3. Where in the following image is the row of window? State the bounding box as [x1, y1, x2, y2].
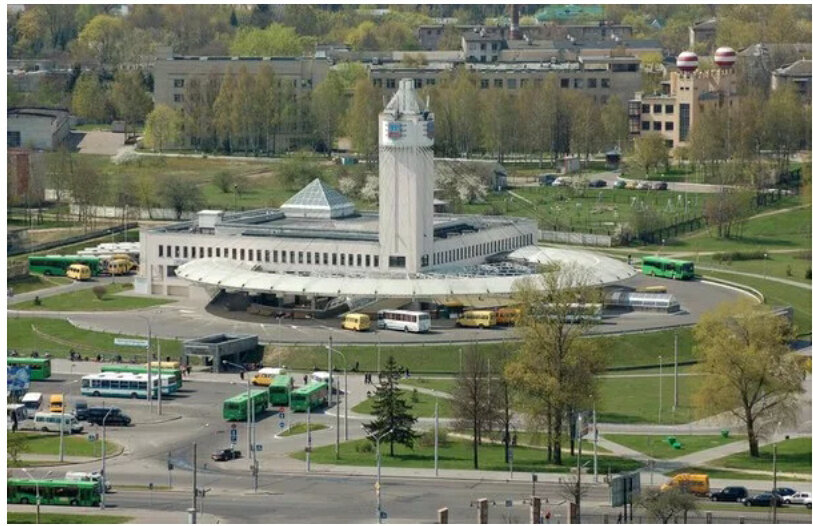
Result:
[376, 77, 611, 91]
[641, 103, 674, 114]
[158, 244, 380, 268]
[560, 78, 611, 89]
[431, 233, 531, 266]
[378, 78, 437, 89]
[641, 121, 674, 131]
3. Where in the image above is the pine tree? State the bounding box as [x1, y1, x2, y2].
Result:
[362, 356, 418, 456]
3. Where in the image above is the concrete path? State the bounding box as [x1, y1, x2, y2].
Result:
[74, 130, 127, 156]
[696, 265, 812, 290]
[8, 276, 131, 305]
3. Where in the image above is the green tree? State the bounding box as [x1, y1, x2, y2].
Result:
[479, 88, 517, 163]
[570, 93, 604, 162]
[73, 14, 125, 67]
[183, 74, 220, 152]
[275, 152, 320, 190]
[254, 65, 278, 154]
[134, 172, 158, 219]
[7, 432, 29, 465]
[601, 95, 630, 152]
[67, 156, 108, 231]
[452, 344, 494, 469]
[505, 266, 606, 464]
[362, 356, 418, 457]
[344, 78, 382, 164]
[634, 133, 669, 176]
[230, 24, 314, 56]
[70, 73, 110, 122]
[689, 105, 726, 181]
[640, 52, 664, 94]
[213, 71, 237, 151]
[716, 5, 812, 50]
[143, 104, 181, 152]
[311, 72, 348, 155]
[159, 178, 203, 220]
[764, 85, 807, 176]
[693, 300, 804, 457]
[437, 26, 462, 51]
[110, 70, 153, 139]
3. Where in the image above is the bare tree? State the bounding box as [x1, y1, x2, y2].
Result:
[452, 343, 493, 469]
[635, 487, 697, 523]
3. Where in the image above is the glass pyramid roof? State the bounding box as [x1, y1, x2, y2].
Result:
[281, 178, 356, 219]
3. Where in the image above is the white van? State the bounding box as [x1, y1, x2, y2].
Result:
[66, 471, 112, 492]
[33, 412, 84, 434]
[311, 371, 339, 390]
[21, 392, 43, 418]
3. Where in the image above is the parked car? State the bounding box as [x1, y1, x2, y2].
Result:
[783, 491, 811, 505]
[774, 488, 796, 498]
[742, 493, 783, 507]
[653, 181, 668, 191]
[613, 180, 627, 189]
[635, 181, 652, 190]
[588, 179, 607, 188]
[78, 407, 131, 426]
[212, 448, 242, 462]
[538, 174, 557, 186]
[552, 177, 571, 187]
[710, 486, 748, 502]
[804, 496, 812, 509]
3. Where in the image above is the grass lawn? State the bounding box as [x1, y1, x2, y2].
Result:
[697, 251, 811, 284]
[352, 389, 454, 418]
[602, 434, 738, 459]
[9, 431, 121, 459]
[402, 378, 457, 394]
[664, 466, 807, 482]
[13, 283, 173, 312]
[7, 317, 184, 360]
[710, 437, 812, 474]
[699, 270, 812, 336]
[291, 437, 642, 474]
[269, 328, 695, 374]
[279, 422, 327, 437]
[8, 276, 72, 295]
[668, 205, 811, 253]
[597, 374, 708, 424]
[8, 513, 132, 524]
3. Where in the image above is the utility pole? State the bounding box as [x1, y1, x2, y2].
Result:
[673, 332, 678, 411]
[192, 442, 197, 519]
[575, 413, 583, 525]
[592, 400, 598, 484]
[328, 336, 333, 407]
[434, 397, 439, 477]
[306, 404, 312, 472]
[772, 444, 778, 524]
[658, 355, 663, 424]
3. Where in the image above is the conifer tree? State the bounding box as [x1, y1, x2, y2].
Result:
[362, 356, 418, 456]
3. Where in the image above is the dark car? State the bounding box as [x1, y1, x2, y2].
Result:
[653, 181, 668, 191]
[538, 174, 557, 186]
[710, 486, 748, 502]
[212, 449, 242, 461]
[79, 407, 131, 426]
[774, 487, 795, 498]
[743, 493, 783, 507]
[613, 180, 627, 189]
[588, 179, 607, 188]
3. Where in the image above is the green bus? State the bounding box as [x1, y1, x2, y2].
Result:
[7, 479, 101, 507]
[7, 357, 51, 380]
[27, 255, 101, 277]
[223, 389, 269, 421]
[641, 256, 695, 280]
[290, 382, 328, 412]
[101, 364, 183, 388]
[268, 375, 294, 406]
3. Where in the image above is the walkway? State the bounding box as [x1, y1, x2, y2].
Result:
[695, 265, 812, 290]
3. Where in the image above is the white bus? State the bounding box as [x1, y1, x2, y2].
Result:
[21, 392, 43, 418]
[80, 372, 174, 399]
[33, 412, 84, 433]
[376, 310, 431, 333]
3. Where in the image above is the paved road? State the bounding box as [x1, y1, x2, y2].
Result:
[8, 274, 747, 345]
[696, 265, 812, 290]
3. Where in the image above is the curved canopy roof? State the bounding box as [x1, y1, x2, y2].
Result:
[175, 246, 636, 298]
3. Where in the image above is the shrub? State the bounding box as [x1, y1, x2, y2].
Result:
[92, 286, 107, 300]
[806, 268, 811, 280]
[214, 171, 234, 193]
[33, 296, 42, 306]
[418, 427, 449, 448]
[786, 264, 793, 277]
[711, 251, 767, 263]
[355, 440, 374, 454]
[411, 388, 419, 404]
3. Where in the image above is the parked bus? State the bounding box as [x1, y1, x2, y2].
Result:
[21, 392, 43, 417]
[27, 256, 101, 277]
[376, 310, 431, 333]
[268, 375, 295, 406]
[80, 372, 173, 399]
[222, 389, 269, 421]
[66, 264, 92, 281]
[7, 479, 101, 507]
[251, 367, 287, 387]
[290, 382, 328, 412]
[641, 256, 695, 280]
[496, 307, 521, 326]
[456, 310, 497, 328]
[7, 357, 51, 380]
[341, 313, 371, 331]
[101, 364, 183, 389]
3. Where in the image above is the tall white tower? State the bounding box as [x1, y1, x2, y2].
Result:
[378, 79, 435, 274]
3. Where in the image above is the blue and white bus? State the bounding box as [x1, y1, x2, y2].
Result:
[80, 372, 176, 399]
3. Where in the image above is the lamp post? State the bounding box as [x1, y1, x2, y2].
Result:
[100, 407, 112, 510]
[763, 253, 768, 280]
[58, 390, 65, 462]
[332, 348, 349, 443]
[137, 314, 153, 414]
[222, 360, 253, 460]
[370, 428, 393, 524]
[327, 336, 334, 407]
[21, 468, 52, 524]
[658, 355, 663, 424]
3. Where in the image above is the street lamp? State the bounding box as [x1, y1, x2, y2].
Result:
[368, 428, 393, 524]
[222, 360, 253, 460]
[223, 360, 260, 493]
[100, 407, 112, 510]
[136, 314, 156, 414]
[21, 468, 52, 524]
[332, 348, 349, 443]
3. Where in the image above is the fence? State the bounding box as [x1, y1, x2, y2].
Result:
[580, 512, 811, 524]
[7, 222, 138, 256]
[539, 230, 614, 247]
[69, 204, 194, 221]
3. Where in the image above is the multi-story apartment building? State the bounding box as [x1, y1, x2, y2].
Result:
[370, 55, 642, 104]
[628, 67, 739, 148]
[152, 49, 330, 152]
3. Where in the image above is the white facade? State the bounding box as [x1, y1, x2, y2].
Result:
[7, 108, 70, 150]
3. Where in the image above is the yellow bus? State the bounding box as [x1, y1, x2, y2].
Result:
[66, 264, 92, 281]
[341, 313, 371, 332]
[636, 285, 667, 293]
[252, 367, 287, 386]
[106, 258, 134, 276]
[456, 310, 497, 328]
[148, 361, 181, 370]
[496, 307, 521, 325]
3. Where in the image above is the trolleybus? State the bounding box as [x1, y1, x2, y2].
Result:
[641, 256, 695, 280]
[268, 374, 294, 406]
[7, 479, 101, 507]
[80, 372, 174, 399]
[101, 364, 182, 389]
[27, 255, 101, 277]
[7, 357, 51, 380]
[222, 389, 269, 421]
[290, 382, 328, 412]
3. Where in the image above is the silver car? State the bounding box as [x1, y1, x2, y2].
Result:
[783, 491, 811, 505]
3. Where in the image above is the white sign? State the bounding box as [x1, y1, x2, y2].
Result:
[114, 338, 149, 348]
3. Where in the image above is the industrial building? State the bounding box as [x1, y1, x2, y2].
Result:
[7, 108, 70, 150]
